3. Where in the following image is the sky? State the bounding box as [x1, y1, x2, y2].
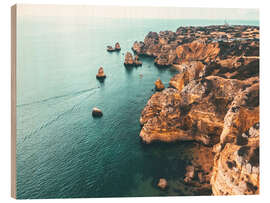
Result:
[17, 4, 259, 21]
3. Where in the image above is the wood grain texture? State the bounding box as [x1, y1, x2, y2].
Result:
[11, 4, 17, 199]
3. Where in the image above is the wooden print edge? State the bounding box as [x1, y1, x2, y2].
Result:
[11, 4, 17, 199]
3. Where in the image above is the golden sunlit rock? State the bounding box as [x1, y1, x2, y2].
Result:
[138, 25, 259, 195]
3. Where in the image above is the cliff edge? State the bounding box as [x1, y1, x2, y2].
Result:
[137, 25, 259, 195]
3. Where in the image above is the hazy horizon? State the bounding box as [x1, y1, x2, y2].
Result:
[17, 4, 259, 21]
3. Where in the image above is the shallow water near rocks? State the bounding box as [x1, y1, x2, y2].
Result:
[16, 16, 258, 199]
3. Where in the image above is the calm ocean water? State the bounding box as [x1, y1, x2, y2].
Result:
[16, 17, 259, 199]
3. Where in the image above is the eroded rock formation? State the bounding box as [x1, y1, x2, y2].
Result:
[132, 25, 259, 67]
[96, 67, 106, 79]
[124, 52, 142, 67]
[157, 178, 168, 190]
[155, 79, 165, 91]
[134, 55, 142, 66]
[115, 42, 121, 50]
[107, 42, 121, 52]
[138, 25, 259, 195]
[211, 83, 259, 195]
[107, 45, 114, 52]
[124, 52, 134, 66]
[92, 107, 103, 117]
[140, 76, 257, 145]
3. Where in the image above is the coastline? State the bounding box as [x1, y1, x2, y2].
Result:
[15, 16, 260, 198]
[134, 24, 259, 195]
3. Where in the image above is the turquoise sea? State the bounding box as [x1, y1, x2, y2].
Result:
[16, 17, 259, 199]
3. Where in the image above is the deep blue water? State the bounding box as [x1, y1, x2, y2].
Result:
[16, 16, 259, 199]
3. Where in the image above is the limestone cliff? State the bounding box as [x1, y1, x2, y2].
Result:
[137, 25, 259, 195]
[211, 83, 259, 195]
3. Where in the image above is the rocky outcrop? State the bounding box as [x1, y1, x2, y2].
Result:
[177, 143, 214, 195]
[155, 79, 165, 91]
[134, 55, 142, 66]
[124, 52, 142, 67]
[96, 67, 106, 79]
[154, 45, 177, 67]
[170, 61, 205, 92]
[92, 107, 103, 117]
[211, 83, 259, 195]
[157, 178, 168, 189]
[107, 46, 114, 52]
[140, 76, 258, 145]
[132, 41, 144, 54]
[138, 25, 259, 195]
[132, 25, 259, 67]
[184, 165, 195, 183]
[175, 40, 220, 63]
[124, 52, 134, 66]
[115, 42, 121, 50]
[107, 42, 121, 52]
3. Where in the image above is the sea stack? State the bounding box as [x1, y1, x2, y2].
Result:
[155, 79, 165, 91]
[92, 107, 103, 117]
[115, 42, 121, 51]
[157, 178, 167, 189]
[124, 52, 134, 66]
[96, 67, 106, 79]
[134, 55, 142, 66]
[124, 52, 142, 67]
[107, 43, 121, 52]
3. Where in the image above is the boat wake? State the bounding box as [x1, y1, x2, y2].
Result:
[17, 87, 98, 108]
[17, 87, 98, 144]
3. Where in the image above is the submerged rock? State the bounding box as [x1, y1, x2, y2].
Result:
[92, 107, 103, 117]
[157, 178, 167, 189]
[107, 45, 114, 52]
